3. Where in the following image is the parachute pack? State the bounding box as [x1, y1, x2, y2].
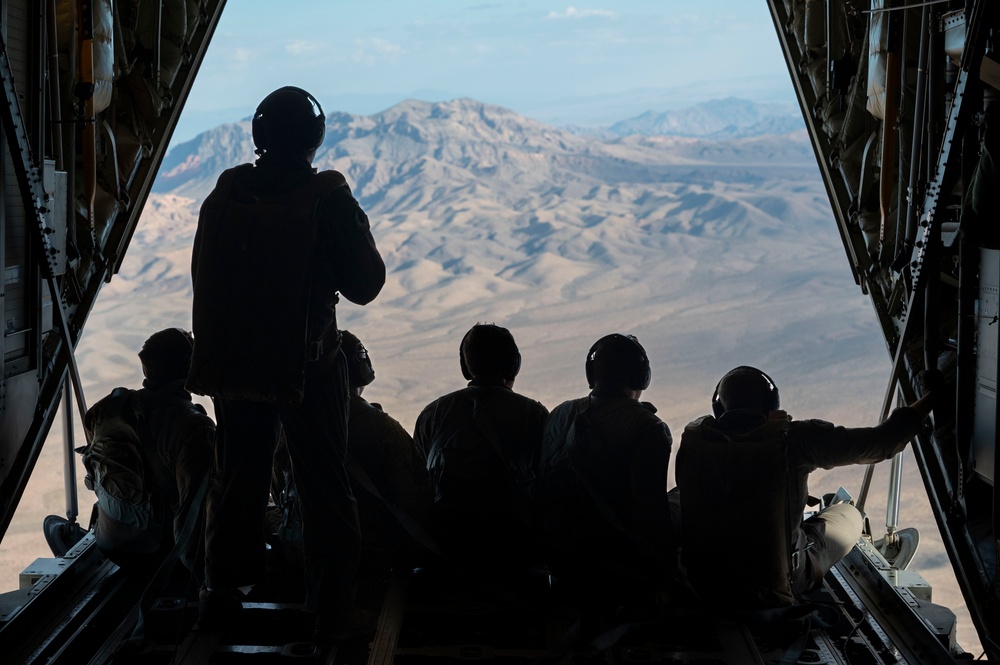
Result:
[80, 388, 164, 562]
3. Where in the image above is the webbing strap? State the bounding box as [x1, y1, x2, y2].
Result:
[345, 458, 445, 559]
[568, 409, 662, 566]
[122, 475, 209, 648]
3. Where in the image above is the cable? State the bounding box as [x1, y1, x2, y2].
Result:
[864, 0, 951, 14]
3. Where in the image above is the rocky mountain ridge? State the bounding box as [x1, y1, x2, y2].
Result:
[138, 96, 860, 432]
[607, 97, 802, 138]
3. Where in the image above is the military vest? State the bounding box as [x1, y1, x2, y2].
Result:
[677, 414, 798, 608]
[188, 165, 343, 403]
[80, 388, 170, 561]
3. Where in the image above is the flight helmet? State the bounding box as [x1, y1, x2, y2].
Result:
[138, 328, 194, 382]
[712, 365, 780, 418]
[459, 323, 521, 382]
[252, 86, 326, 155]
[340, 330, 376, 389]
[585, 333, 651, 391]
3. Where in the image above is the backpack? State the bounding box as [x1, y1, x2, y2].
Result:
[80, 388, 163, 561]
[677, 415, 797, 608]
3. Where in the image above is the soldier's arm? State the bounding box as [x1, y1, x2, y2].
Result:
[796, 406, 926, 469]
[318, 180, 386, 305]
[629, 417, 673, 546]
[381, 416, 433, 524]
[412, 406, 434, 465]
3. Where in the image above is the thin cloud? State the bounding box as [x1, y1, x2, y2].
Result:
[231, 47, 254, 63]
[547, 7, 617, 20]
[364, 37, 403, 55]
[286, 40, 323, 56]
[350, 37, 403, 65]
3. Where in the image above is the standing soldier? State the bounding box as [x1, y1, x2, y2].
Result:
[188, 86, 385, 641]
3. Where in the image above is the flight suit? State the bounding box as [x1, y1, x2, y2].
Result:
[536, 393, 675, 595]
[190, 152, 385, 617]
[677, 406, 924, 609]
[413, 379, 548, 572]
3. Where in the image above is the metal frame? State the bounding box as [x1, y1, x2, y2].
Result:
[765, 0, 999, 658]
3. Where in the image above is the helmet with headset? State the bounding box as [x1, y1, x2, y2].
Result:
[585, 333, 651, 392]
[138, 328, 194, 382]
[459, 323, 522, 383]
[252, 86, 326, 155]
[340, 330, 376, 389]
[711, 366, 780, 418]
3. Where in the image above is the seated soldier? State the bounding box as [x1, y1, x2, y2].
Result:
[536, 333, 676, 602]
[413, 323, 548, 574]
[82, 328, 215, 576]
[676, 366, 934, 610]
[271, 330, 432, 573]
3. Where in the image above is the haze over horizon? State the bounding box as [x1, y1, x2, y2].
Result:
[172, 2, 794, 145]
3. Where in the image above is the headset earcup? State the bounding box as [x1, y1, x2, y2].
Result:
[627, 336, 650, 391]
[635, 364, 651, 392]
[585, 350, 596, 389]
[761, 370, 780, 411]
[251, 114, 267, 151]
[308, 116, 324, 150]
[712, 384, 725, 418]
[509, 350, 522, 382]
[459, 329, 473, 381]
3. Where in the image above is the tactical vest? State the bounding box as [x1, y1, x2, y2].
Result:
[536, 398, 668, 587]
[188, 165, 343, 403]
[676, 415, 798, 608]
[81, 388, 167, 562]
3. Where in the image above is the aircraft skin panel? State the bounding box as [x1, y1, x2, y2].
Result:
[973, 249, 997, 484]
[0, 0, 227, 545]
[765, 0, 1000, 657]
[0, 0, 49, 535]
[765, 0, 867, 292]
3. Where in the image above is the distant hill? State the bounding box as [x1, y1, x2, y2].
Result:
[605, 97, 803, 138]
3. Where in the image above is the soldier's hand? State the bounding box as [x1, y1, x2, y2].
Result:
[911, 369, 944, 417]
[918, 368, 945, 396]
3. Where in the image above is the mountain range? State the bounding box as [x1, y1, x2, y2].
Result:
[136, 96, 858, 428]
[606, 97, 802, 138]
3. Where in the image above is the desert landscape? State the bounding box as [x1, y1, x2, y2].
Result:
[0, 98, 981, 653]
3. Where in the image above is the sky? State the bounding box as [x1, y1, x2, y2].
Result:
[173, 1, 796, 144]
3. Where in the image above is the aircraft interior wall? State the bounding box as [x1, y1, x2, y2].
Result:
[768, 0, 1000, 655]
